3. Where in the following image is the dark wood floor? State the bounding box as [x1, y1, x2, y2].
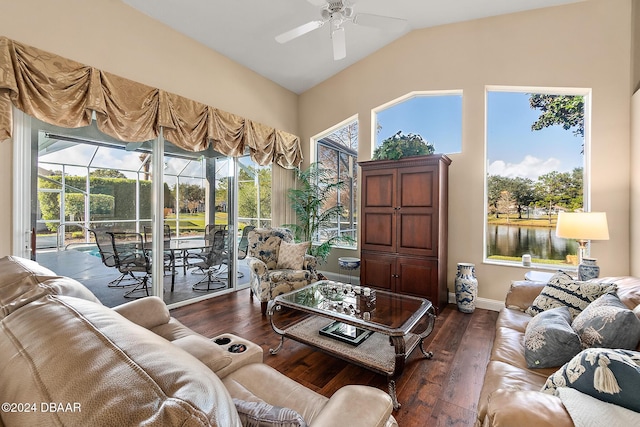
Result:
[171, 289, 499, 427]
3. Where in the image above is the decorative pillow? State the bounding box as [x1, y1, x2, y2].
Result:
[525, 271, 616, 318]
[524, 306, 582, 368]
[276, 241, 310, 270]
[541, 348, 640, 412]
[572, 292, 640, 350]
[233, 398, 307, 427]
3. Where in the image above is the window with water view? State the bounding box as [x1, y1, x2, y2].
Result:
[486, 89, 588, 267]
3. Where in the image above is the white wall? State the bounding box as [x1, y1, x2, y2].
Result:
[300, 0, 633, 302]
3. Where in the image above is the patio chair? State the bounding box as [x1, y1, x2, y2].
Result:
[91, 229, 138, 288]
[185, 229, 228, 292]
[246, 227, 318, 315]
[142, 224, 175, 276]
[110, 231, 152, 298]
[234, 225, 256, 279]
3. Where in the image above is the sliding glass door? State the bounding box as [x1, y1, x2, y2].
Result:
[18, 114, 243, 307]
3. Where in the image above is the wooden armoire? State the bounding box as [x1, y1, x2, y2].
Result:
[359, 154, 451, 313]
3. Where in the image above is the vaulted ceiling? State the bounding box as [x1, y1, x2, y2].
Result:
[122, 0, 584, 94]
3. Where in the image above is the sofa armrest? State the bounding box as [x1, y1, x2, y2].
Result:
[112, 296, 171, 329]
[310, 385, 394, 427]
[171, 335, 233, 373]
[504, 280, 547, 311]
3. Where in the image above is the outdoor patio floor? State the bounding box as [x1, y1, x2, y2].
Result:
[36, 249, 250, 308]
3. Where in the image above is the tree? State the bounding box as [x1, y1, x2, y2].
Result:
[496, 190, 516, 222]
[509, 177, 535, 219]
[487, 175, 512, 218]
[529, 94, 585, 138]
[177, 183, 205, 214]
[90, 169, 126, 179]
[534, 171, 574, 221]
[328, 121, 358, 151]
[487, 176, 534, 219]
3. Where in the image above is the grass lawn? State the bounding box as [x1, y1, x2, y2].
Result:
[487, 215, 556, 228]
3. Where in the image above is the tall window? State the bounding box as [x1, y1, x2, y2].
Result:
[314, 119, 358, 248]
[486, 88, 589, 268]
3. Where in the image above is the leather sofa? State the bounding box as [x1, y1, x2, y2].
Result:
[0, 256, 397, 427]
[476, 275, 640, 427]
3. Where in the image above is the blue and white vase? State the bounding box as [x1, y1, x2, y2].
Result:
[455, 263, 478, 313]
[578, 258, 600, 281]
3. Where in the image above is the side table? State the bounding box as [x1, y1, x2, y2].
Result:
[338, 257, 360, 284]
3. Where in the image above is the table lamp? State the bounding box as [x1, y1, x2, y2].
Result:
[555, 212, 609, 280]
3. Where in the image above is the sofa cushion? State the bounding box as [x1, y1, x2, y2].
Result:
[524, 306, 582, 368]
[276, 241, 310, 270]
[525, 271, 616, 318]
[542, 348, 640, 412]
[0, 295, 241, 427]
[571, 292, 640, 350]
[233, 398, 307, 427]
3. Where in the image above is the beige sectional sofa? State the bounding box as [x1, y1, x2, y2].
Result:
[0, 256, 397, 427]
[476, 275, 640, 427]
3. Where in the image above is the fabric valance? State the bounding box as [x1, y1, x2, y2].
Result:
[0, 36, 302, 168]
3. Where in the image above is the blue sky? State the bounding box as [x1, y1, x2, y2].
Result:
[486, 91, 584, 181]
[376, 95, 462, 154]
[375, 91, 584, 181]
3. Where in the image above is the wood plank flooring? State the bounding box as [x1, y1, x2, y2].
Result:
[171, 289, 499, 427]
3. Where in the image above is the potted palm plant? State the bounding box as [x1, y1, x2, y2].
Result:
[284, 162, 353, 263]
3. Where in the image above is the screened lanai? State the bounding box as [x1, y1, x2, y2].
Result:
[33, 118, 272, 307]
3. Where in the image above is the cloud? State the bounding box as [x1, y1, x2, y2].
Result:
[488, 155, 562, 180]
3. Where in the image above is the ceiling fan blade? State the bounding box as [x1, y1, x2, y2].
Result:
[332, 26, 346, 61]
[275, 20, 325, 44]
[306, 0, 327, 6]
[353, 13, 408, 32]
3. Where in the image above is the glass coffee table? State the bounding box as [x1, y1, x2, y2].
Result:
[267, 280, 436, 409]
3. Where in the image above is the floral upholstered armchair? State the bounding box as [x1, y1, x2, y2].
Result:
[246, 227, 318, 315]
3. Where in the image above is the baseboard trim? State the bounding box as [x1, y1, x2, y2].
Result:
[448, 292, 504, 312]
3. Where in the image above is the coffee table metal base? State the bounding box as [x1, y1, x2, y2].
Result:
[268, 312, 434, 409]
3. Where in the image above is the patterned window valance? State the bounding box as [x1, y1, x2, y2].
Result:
[0, 37, 302, 168]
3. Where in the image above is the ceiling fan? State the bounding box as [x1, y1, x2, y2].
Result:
[275, 0, 408, 61]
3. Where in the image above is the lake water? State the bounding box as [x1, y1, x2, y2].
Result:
[486, 224, 577, 261]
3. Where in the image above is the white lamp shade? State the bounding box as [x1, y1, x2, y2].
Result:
[555, 212, 610, 241]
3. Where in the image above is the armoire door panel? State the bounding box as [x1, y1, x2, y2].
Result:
[362, 212, 394, 249]
[398, 212, 436, 256]
[363, 173, 395, 208]
[360, 253, 393, 290]
[399, 169, 434, 208]
[396, 258, 438, 300]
